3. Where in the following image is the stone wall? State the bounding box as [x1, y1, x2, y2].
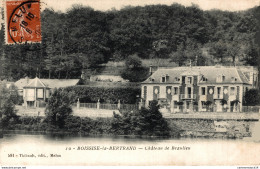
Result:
[167, 119, 255, 138]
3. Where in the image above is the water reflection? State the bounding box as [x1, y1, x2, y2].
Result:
[1, 132, 260, 166]
[1, 120, 260, 165]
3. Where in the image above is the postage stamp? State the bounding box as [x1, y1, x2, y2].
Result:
[4, 0, 42, 44]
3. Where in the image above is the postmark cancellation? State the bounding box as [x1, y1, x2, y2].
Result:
[3, 0, 42, 44]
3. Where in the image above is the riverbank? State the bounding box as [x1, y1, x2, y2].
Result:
[2, 115, 258, 139]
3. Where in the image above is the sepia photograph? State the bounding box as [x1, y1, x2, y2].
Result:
[0, 0, 260, 167]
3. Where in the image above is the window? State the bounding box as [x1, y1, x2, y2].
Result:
[217, 75, 225, 82]
[201, 87, 206, 95]
[174, 101, 178, 108]
[161, 75, 169, 83]
[217, 87, 221, 95]
[201, 76, 207, 82]
[174, 87, 178, 95]
[201, 101, 206, 109]
[162, 77, 166, 82]
[254, 76, 258, 86]
[231, 77, 237, 82]
[143, 86, 147, 100]
[222, 75, 225, 81]
[208, 88, 214, 95]
[230, 87, 235, 95]
[166, 74, 169, 82]
[46, 90, 50, 98]
[37, 89, 43, 98]
[187, 77, 192, 84]
[182, 76, 185, 83]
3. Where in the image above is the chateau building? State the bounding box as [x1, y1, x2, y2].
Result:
[141, 66, 258, 113]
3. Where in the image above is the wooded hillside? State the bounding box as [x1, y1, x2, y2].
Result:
[0, 4, 259, 80]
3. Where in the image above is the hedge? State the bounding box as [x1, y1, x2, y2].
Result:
[64, 86, 141, 104]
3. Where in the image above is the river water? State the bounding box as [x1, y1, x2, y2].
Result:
[1, 122, 260, 166]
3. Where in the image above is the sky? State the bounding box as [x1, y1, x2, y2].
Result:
[0, 0, 259, 23]
[39, 0, 260, 12]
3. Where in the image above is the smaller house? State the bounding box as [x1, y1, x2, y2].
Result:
[15, 77, 80, 108]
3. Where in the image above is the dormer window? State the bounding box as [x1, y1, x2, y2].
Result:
[175, 77, 180, 82]
[201, 76, 207, 82]
[149, 77, 154, 82]
[162, 76, 166, 82]
[186, 76, 192, 84]
[161, 74, 169, 83]
[217, 74, 225, 83]
[217, 75, 221, 82]
[166, 74, 169, 81]
[231, 77, 237, 82]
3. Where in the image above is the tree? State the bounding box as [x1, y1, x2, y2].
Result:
[243, 89, 260, 106]
[226, 44, 240, 65]
[121, 54, 149, 82]
[243, 43, 259, 66]
[0, 83, 18, 129]
[170, 46, 187, 66]
[0, 4, 258, 80]
[45, 88, 76, 128]
[209, 41, 228, 63]
[8, 83, 22, 105]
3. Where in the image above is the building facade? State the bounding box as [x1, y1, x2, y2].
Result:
[141, 66, 258, 113]
[15, 77, 80, 108]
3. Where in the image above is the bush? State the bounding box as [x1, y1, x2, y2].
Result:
[111, 111, 136, 135]
[244, 89, 260, 106]
[111, 100, 171, 137]
[64, 115, 81, 132]
[90, 118, 112, 135]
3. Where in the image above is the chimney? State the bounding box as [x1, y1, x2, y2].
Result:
[149, 65, 153, 75]
[25, 76, 29, 84]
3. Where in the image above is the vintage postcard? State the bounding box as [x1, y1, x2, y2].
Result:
[0, 0, 260, 167]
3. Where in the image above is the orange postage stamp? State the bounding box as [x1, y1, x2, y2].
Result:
[4, 0, 41, 44]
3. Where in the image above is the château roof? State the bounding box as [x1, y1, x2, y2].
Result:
[142, 66, 252, 85]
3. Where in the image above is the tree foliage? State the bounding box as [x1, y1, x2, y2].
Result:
[111, 100, 171, 136]
[243, 89, 260, 106]
[45, 88, 76, 128]
[0, 4, 259, 80]
[0, 83, 18, 128]
[121, 54, 150, 82]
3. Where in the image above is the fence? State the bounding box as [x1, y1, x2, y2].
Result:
[242, 106, 260, 113]
[166, 105, 260, 113]
[73, 102, 139, 111]
[99, 104, 118, 110]
[79, 103, 98, 109]
[73, 104, 260, 113]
